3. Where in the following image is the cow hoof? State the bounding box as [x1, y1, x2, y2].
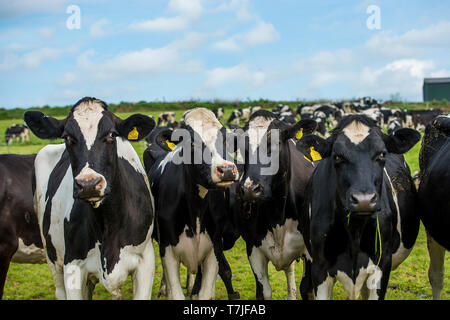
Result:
[228, 292, 240, 300]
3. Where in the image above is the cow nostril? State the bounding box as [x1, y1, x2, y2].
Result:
[350, 194, 358, 205]
[217, 166, 224, 175]
[252, 184, 262, 194]
[370, 193, 377, 204]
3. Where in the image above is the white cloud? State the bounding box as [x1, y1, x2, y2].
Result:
[204, 63, 266, 89]
[130, 0, 203, 31]
[90, 19, 109, 37]
[365, 21, 450, 57]
[213, 21, 279, 51]
[242, 21, 279, 46]
[0, 46, 76, 71]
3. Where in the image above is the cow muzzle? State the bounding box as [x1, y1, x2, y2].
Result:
[213, 163, 238, 187]
[74, 175, 107, 207]
[349, 192, 378, 215]
[241, 182, 263, 203]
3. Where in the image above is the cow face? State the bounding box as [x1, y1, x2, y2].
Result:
[157, 108, 239, 188]
[24, 97, 155, 208]
[298, 115, 420, 216]
[239, 110, 316, 203]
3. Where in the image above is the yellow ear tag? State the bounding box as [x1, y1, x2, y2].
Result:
[310, 146, 322, 161]
[128, 126, 139, 140]
[166, 140, 176, 150]
[295, 128, 303, 140]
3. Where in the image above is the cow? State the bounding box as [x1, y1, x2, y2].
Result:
[227, 106, 262, 125]
[212, 107, 225, 123]
[297, 114, 421, 300]
[5, 124, 30, 145]
[143, 108, 240, 300]
[0, 154, 45, 299]
[24, 97, 157, 300]
[157, 112, 177, 127]
[409, 109, 442, 131]
[417, 114, 450, 300]
[387, 118, 402, 135]
[234, 110, 317, 300]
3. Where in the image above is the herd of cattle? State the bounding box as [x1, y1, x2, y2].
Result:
[0, 96, 448, 300]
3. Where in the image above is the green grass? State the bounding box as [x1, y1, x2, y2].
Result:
[1, 109, 449, 300]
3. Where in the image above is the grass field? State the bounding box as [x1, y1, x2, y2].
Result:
[0, 108, 448, 300]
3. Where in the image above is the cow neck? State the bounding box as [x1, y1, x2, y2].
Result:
[183, 165, 209, 228]
[91, 161, 133, 237]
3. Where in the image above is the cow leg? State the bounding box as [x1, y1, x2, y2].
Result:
[48, 262, 66, 300]
[198, 250, 219, 300]
[315, 275, 335, 300]
[161, 246, 184, 300]
[427, 233, 446, 300]
[248, 247, 271, 300]
[157, 272, 167, 298]
[217, 251, 240, 300]
[186, 272, 195, 296]
[284, 262, 297, 300]
[300, 257, 315, 300]
[190, 267, 202, 299]
[132, 241, 155, 300]
[0, 240, 17, 299]
[86, 279, 97, 300]
[63, 262, 89, 300]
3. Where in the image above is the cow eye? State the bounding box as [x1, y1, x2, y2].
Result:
[376, 151, 386, 162]
[106, 131, 118, 142]
[333, 154, 346, 163]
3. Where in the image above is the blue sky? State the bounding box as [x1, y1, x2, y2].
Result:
[1, 0, 449, 108]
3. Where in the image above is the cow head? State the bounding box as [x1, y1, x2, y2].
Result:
[419, 115, 450, 172]
[24, 97, 155, 208]
[156, 108, 239, 189]
[298, 114, 420, 216]
[239, 110, 316, 203]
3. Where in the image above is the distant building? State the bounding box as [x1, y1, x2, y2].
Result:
[423, 77, 450, 101]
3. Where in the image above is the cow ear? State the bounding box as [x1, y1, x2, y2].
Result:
[154, 128, 177, 152]
[118, 114, 155, 141]
[432, 116, 450, 135]
[383, 128, 421, 154]
[281, 119, 317, 141]
[296, 134, 331, 161]
[24, 111, 65, 139]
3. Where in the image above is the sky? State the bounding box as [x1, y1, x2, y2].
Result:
[0, 0, 449, 109]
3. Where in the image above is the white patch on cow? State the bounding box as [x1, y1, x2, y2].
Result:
[11, 238, 46, 264]
[383, 167, 412, 269]
[72, 99, 104, 150]
[336, 260, 382, 300]
[243, 177, 254, 188]
[103, 226, 155, 299]
[343, 120, 370, 145]
[184, 108, 235, 183]
[248, 115, 273, 153]
[162, 217, 217, 299]
[316, 274, 335, 300]
[197, 184, 208, 199]
[158, 147, 181, 174]
[256, 218, 306, 271]
[117, 137, 152, 199]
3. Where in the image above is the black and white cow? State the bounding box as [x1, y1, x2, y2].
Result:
[144, 108, 240, 300]
[234, 110, 317, 300]
[418, 115, 450, 299]
[0, 154, 45, 299]
[5, 124, 30, 145]
[297, 114, 421, 300]
[408, 109, 442, 131]
[157, 112, 176, 127]
[227, 106, 262, 125]
[212, 107, 225, 123]
[387, 118, 402, 135]
[24, 97, 157, 300]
